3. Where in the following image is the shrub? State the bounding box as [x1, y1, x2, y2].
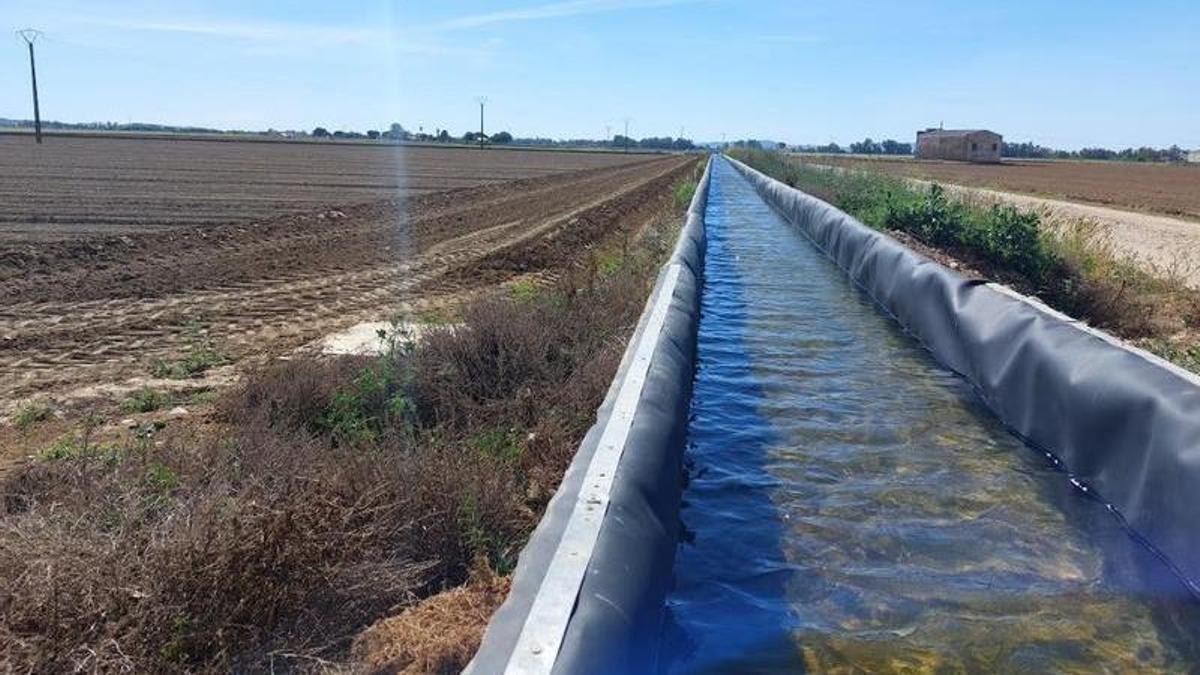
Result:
[978, 205, 1053, 283]
[885, 183, 964, 248]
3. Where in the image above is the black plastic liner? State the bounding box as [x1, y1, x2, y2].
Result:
[727, 155, 1200, 596]
[468, 157, 711, 674]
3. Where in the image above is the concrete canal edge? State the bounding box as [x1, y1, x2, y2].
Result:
[468, 156, 712, 674]
[727, 153, 1200, 597]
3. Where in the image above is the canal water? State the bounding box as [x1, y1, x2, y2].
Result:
[660, 157, 1200, 673]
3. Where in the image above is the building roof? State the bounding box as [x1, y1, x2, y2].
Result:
[917, 128, 1001, 138]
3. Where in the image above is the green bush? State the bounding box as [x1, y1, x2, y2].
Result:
[979, 205, 1052, 283]
[885, 183, 964, 248]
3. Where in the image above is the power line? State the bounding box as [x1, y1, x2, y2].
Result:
[16, 29, 44, 144]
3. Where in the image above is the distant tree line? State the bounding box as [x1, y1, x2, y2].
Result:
[733, 135, 1191, 164]
[788, 138, 913, 155]
[792, 136, 1190, 163]
[0, 118, 691, 151]
[1002, 141, 1188, 163]
[308, 124, 693, 150]
[0, 117, 228, 134]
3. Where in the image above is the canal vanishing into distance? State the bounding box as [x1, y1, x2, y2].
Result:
[659, 158, 1200, 673]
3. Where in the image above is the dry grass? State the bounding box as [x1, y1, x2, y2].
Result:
[353, 556, 511, 674]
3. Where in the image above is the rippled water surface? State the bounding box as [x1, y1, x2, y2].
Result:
[660, 158, 1200, 673]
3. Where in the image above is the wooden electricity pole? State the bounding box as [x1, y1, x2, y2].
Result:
[17, 29, 44, 144]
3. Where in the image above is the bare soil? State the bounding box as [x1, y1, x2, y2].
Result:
[808, 155, 1200, 221]
[0, 134, 652, 241]
[0, 145, 695, 409]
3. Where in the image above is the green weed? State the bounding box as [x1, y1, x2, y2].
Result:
[12, 401, 53, 431]
[145, 462, 180, 492]
[597, 250, 626, 278]
[320, 353, 415, 448]
[122, 388, 175, 414]
[673, 179, 698, 208]
[35, 435, 125, 464]
[36, 437, 86, 462]
[508, 278, 540, 302]
[150, 324, 230, 379]
[188, 389, 219, 406]
[150, 344, 229, 379]
[472, 429, 522, 461]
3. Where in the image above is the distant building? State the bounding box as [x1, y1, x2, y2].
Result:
[915, 129, 1003, 163]
[1188, 150, 1200, 163]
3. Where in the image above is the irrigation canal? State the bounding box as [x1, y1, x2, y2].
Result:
[658, 157, 1200, 672]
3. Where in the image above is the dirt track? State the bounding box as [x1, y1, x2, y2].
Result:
[0, 153, 696, 404]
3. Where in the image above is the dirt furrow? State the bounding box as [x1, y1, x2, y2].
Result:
[1, 156, 695, 402]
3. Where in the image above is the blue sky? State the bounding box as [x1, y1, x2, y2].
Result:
[2, 0, 1197, 149]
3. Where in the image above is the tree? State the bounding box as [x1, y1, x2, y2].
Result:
[850, 137, 882, 154]
[366, 130, 380, 140]
[437, 130, 450, 142]
[312, 127, 330, 138]
[386, 122, 410, 141]
[638, 136, 676, 150]
[880, 139, 912, 155]
[491, 131, 513, 144]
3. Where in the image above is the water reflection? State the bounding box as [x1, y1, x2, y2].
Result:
[661, 158, 1200, 673]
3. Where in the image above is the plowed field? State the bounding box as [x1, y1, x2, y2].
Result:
[0, 135, 696, 404]
[0, 134, 654, 240]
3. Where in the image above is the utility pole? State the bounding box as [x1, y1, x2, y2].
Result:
[623, 118, 631, 153]
[17, 29, 44, 144]
[476, 96, 487, 149]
